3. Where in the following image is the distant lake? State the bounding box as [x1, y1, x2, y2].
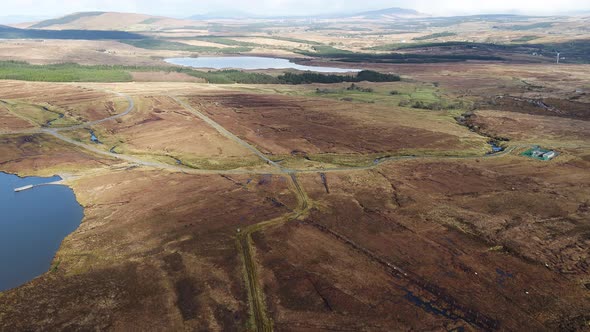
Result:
[165, 56, 361, 73]
[0, 172, 83, 292]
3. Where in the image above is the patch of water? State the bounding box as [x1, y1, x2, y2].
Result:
[165, 56, 361, 73]
[89, 130, 102, 144]
[0, 172, 83, 291]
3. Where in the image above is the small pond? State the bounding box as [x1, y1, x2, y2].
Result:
[0, 172, 84, 291]
[165, 56, 361, 73]
[488, 141, 505, 154]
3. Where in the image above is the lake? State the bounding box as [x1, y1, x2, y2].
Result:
[165, 56, 361, 73]
[0, 172, 84, 291]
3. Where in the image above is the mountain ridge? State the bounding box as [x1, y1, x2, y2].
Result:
[351, 7, 427, 19]
[26, 7, 429, 29]
[22, 11, 197, 31]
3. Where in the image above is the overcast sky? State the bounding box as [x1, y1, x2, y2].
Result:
[2, 0, 589, 18]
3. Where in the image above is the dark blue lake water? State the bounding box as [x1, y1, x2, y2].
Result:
[0, 172, 83, 292]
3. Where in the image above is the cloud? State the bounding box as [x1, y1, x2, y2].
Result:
[3, 0, 590, 17]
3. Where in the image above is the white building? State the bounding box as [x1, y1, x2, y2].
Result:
[543, 151, 556, 160]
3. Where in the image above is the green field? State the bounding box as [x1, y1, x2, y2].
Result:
[0, 61, 132, 82]
[307, 82, 466, 111]
[413, 32, 457, 41]
[511, 35, 540, 43]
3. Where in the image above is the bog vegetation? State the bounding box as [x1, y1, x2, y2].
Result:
[299, 48, 504, 63]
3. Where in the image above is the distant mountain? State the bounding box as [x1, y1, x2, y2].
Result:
[24, 12, 198, 31]
[348, 7, 428, 19]
[186, 7, 428, 20]
[189, 10, 256, 20]
[30, 12, 105, 28]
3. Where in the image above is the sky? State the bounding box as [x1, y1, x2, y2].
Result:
[1, 0, 589, 19]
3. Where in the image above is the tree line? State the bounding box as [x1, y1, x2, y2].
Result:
[277, 70, 401, 84]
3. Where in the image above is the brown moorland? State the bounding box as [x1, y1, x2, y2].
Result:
[61, 94, 264, 169]
[0, 29, 589, 331]
[254, 156, 590, 331]
[186, 93, 486, 158]
[0, 81, 128, 124]
[0, 165, 298, 330]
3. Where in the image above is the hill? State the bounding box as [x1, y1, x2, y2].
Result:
[186, 7, 429, 20]
[30, 12, 106, 28]
[24, 12, 198, 31]
[189, 10, 255, 20]
[24, 8, 430, 31]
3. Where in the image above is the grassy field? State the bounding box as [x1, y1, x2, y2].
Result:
[301, 81, 463, 111]
[0, 61, 133, 82]
[413, 32, 457, 40]
[511, 35, 540, 43]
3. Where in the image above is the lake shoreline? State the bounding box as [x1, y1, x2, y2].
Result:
[165, 56, 362, 73]
[0, 171, 84, 292]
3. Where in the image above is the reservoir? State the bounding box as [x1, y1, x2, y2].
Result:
[165, 56, 361, 73]
[0, 172, 84, 292]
